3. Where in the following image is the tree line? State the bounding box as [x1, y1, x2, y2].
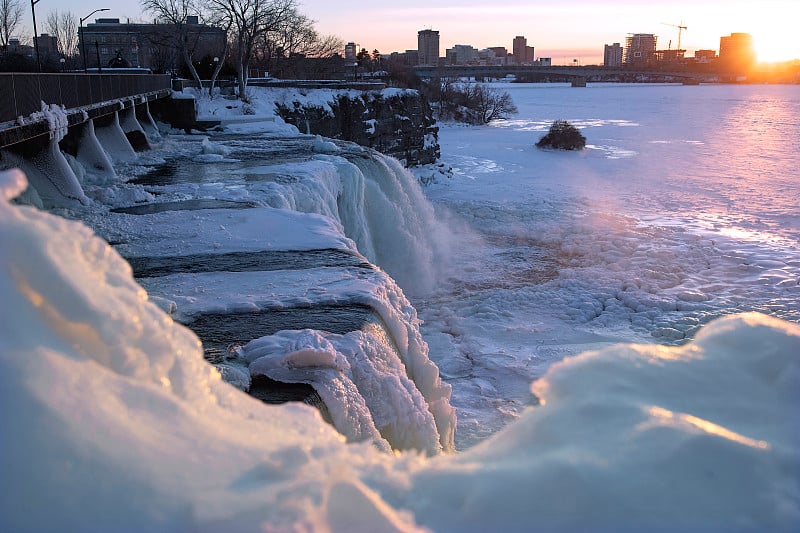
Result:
[0, 0, 343, 101]
[3, 0, 517, 120]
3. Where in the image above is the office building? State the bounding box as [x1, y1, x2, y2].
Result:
[417, 29, 439, 66]
[719, 33, 755, 74]
[693, 49, 716, 64]
[446, 44, 478, 65]
[344, 42, 357, 64]
[79, 17, 225, 71]
[512, 35, 534, 64]
[484, 47, 508, 65]
[34, 34, 59, 59]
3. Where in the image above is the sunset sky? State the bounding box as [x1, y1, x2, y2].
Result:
[34, 0, 800, 65]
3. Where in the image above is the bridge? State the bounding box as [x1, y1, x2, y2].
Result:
[0, 72, 171, 208]
[412, 65, 709, 84]
[0, 73, 171, 148]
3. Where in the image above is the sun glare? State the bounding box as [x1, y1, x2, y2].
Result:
[753, 34, 798, 63]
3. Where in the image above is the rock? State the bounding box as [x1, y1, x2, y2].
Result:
[275, 90, 440, 166]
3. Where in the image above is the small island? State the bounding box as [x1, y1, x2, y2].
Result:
[536, 120, 587, 150]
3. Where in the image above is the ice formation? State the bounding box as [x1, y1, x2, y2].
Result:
[2, 168, 798, 532]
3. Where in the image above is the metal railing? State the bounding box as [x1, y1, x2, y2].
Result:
[0, 73, 171, 124]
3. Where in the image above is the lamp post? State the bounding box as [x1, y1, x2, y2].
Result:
[80, 8, 110, 73]
[30, 0, 41, 72]
[210, 56, 219, 97]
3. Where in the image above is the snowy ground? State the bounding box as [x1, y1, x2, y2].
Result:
[1, 84, 798, 531]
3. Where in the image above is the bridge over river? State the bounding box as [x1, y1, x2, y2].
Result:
[412, 65, 710, 85]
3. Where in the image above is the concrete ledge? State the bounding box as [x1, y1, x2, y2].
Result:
[0, 89, 170, 149]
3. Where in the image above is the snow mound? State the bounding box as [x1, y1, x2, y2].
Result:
[200, 136, 232, 158]
[0, 169, 421, 531]
[313, 135, 341, 153]
[409, 312, 800, 532]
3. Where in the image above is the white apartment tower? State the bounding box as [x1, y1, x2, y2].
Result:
[604, 43, 623, 67]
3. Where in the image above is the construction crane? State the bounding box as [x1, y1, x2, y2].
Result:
[661, 21, 688, 50]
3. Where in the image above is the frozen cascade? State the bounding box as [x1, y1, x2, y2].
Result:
[286, 150, 458, 449]
[243, 327, 443, 455]
[85, 147, 458, 452]
[238, 148, 454, 297]
[329, 151, 452, 297]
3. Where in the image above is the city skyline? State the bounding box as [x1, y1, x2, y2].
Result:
[306, 0, 796, 65]
[20, 0, 800, 65]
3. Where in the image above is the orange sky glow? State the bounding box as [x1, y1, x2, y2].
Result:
[297, 0, 799, 65]
[44, 1, 799, 65]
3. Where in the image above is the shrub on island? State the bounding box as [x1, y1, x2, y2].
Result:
[536, 120, 586, 150]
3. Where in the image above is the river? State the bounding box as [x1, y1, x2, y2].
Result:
[418, 82, 800, 449]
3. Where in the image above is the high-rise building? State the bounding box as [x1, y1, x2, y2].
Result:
[487, 46, 508, 58]
[34, 34, 59, 59]
[512, 36, 534, 64]
[344, 42, 357, 64]
[418, 29, 440, 66]
[604, 42, 623, 67]
[446, 44, 478, 65]
[487, 47, 508, 65]
[719, 33, 755, 74]
[624, 34, 657, 67]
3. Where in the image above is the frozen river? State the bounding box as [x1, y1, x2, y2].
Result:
[419, 82, 800, 448]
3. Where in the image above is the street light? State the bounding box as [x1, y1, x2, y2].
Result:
[80, 8, 110, 73]
[30, 0, 42, 72]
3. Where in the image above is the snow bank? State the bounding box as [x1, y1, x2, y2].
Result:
[0, 169, 425, 532]
[409, 311, 800, 531]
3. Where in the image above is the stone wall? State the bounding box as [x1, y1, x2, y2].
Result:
[275, 90, 439, 166]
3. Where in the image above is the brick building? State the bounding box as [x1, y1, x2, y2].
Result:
[79, 17, 226, 73]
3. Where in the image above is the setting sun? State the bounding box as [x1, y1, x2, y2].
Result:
[753, 34, 798, 63]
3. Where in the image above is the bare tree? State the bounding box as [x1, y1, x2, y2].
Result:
[468, 84, 518, 123]
[45, 11, 78, 57]
[0, 0, 23, 51]
[207, 15, 231, 98]
[210, 0, 296, 100]
[255, 10, 342, 78]
[433, 81, 518, 124]
[140, 0, 205, 86]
